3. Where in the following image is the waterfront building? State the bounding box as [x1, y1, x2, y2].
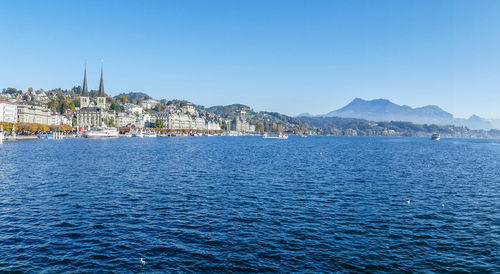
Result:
[49, 113, 72, 126]
[207, 120, 221, 131]
[230, 117, 254, 133]
[76, 65, 115, 128]
[17, 103, 50, 124]
[116, 112, 137, 127]
[137, 113, 153, 128]
[0, 99, 18, 123]
[155, 109, 221, 131]
[231, 117, 242, 132]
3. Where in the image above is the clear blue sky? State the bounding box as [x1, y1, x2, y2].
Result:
[1, 0, 499, 118]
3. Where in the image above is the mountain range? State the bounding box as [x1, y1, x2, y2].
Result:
[300, 98, 496, 130]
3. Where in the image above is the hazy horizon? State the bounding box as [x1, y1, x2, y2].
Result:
[1, 0, 500, 118]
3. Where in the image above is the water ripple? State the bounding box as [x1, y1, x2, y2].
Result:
[0, 136, 499, 272]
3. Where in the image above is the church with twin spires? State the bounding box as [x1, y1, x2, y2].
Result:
[76, 64, 115, 128]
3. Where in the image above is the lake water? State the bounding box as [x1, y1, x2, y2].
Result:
[0, 136, 499, 272]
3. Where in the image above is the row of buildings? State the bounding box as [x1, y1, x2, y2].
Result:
[0, 98, 72, 126]
[1, 65, 259, 133]
[74, 66, 221, 131]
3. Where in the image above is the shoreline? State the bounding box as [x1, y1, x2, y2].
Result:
[1, 134, 499, 143]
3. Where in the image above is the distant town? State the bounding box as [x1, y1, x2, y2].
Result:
[1, 65, 500, 140]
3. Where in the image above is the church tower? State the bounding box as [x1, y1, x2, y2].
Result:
[96, 63, 106, 109]
[80, 64, 90, 108]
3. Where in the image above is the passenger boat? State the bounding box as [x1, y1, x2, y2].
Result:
[431, 133, 440, 140]
[83, 127, 119, 138]
[263, 133, 288, 139]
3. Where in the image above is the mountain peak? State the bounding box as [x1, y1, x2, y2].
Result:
[325, 98, 454, 125]
[323, 98, 495, 129]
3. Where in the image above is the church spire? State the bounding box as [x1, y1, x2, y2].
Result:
[81, 63, 88, 96]
[98, 61, 105, 97]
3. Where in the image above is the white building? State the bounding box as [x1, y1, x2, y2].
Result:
[17, 104, 51, 124]
[33, 91, 49, 104]
[49, 113, 72, 126]
[137, 113, 153, 128]
[207, 120, 221, 131]
[155, 110, 221, 131]
[141, 99, 160, 110]
[0, 99, 18, 123]
[116, 112, 138, 127]
[123, 103, 143, 114]
[181, 104, 196, 115]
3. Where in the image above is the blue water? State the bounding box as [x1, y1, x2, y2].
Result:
[0, 136, 499, 272]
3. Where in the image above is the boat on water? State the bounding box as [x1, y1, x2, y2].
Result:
[143, 130, 157, 138]
[83, 127, 119, 138]
[263, 133, 288, 139]
[431, 133, 440, 140]
[130, 129, 143, 138]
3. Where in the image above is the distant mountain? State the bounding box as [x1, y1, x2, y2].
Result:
[324, 98, 494, 130]
[488, 118, 500, 130]
[454, 115, 496, 130]
[325, 98, 454, 125]
[296, 113, 314, 117]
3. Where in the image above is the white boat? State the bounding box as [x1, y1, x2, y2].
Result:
[130, 129, 144, 138]
[431, 133, 440, 140]
[83, 127, 119, 138]
[263, 133, 288, 139]
[143, 130, 157, 138]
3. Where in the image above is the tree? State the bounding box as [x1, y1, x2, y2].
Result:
[110, 102, 124, 112]
[108, 117, 116, 127]
[155, 119, 165, 128]
[2, 87, 22, 95]
[256, 122, 264, 132]
[153, 104, 166, 112]
[58, 100, 67, 114]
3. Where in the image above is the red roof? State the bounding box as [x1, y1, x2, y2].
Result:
[0, 98, 14, 104]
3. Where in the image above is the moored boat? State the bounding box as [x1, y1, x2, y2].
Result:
[83, 127, 119, 138]
[130, 129, 143, 138]
[143, 130, 157, 138]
